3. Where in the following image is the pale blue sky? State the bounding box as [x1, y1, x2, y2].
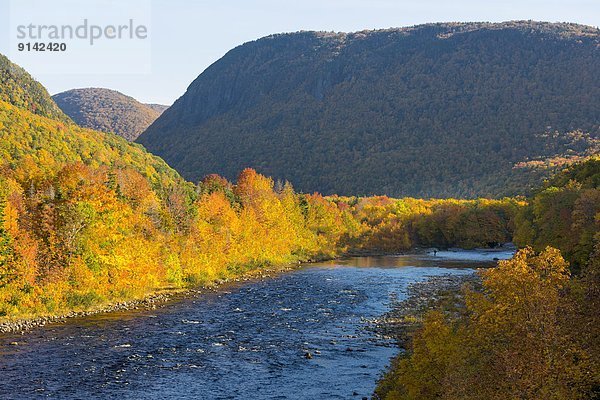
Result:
[1, 0, 599, 104]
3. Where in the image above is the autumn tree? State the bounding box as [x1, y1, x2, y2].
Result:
[377, 247, 595, 400]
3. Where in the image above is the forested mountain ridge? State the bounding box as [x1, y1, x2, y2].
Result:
[53, 88, 168, 141]
[138, 21, 600, 198]
[0, 54, 70, 123]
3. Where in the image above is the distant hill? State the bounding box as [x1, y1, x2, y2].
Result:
[145, 103, 169, 114]
[53, 88, 168, 141]
[138, 21, 600, 198]
[0, 53, 70, 123]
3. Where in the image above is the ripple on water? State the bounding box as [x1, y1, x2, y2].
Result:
[0, 253, 502, 399]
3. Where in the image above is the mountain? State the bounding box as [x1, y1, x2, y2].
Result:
[0, 54, 70, 123]
[138, 21, 600, 198]
[53, 88, 168, 141]
[145, 103, 169, 114]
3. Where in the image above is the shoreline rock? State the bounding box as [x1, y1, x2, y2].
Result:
[0, 291, 174, 334]
[372, 273, 481, 344]
[0, 263, 300, 335]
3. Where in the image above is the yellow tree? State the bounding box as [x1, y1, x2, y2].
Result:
[378, 247, 592, 400]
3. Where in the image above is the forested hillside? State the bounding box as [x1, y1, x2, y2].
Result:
[0, 54, 70, 123]
[0, 98, 344, 318]
[53, 88, 168, 141]
[139, 21, 599, 198]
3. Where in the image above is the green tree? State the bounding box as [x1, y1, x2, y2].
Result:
[0, 180, 15, 287]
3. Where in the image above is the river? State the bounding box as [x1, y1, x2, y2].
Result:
[0, 250, 513, 399]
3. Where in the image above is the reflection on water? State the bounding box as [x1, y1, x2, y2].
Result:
[323, 249, 514, 269]
[0, 251, 510, 400]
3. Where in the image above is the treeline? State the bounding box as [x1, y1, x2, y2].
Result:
[0, 171, 521, 318]
[375, 157, 600, 400]
[335, 196, 522, 252]
[514, 157, 600, 270]
[0, 164, 348, 317]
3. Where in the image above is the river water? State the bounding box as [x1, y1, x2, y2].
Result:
[0, 250, 513, 399]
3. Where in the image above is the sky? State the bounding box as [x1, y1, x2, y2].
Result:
[0, 0, 599, 105]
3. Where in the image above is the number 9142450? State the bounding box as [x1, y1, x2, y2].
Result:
[18, 42, 67, 52]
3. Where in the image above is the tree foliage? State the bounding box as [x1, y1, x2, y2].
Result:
[377, 158, 600, 400]
[376, 247, 599, 400]
[514, 156, 600, 269]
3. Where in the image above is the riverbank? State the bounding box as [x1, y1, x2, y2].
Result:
[370, 272, 481, 400]
[0, 249, 503, 335]
[372, 273, 480, 345]
[0, 261, 307, 334]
